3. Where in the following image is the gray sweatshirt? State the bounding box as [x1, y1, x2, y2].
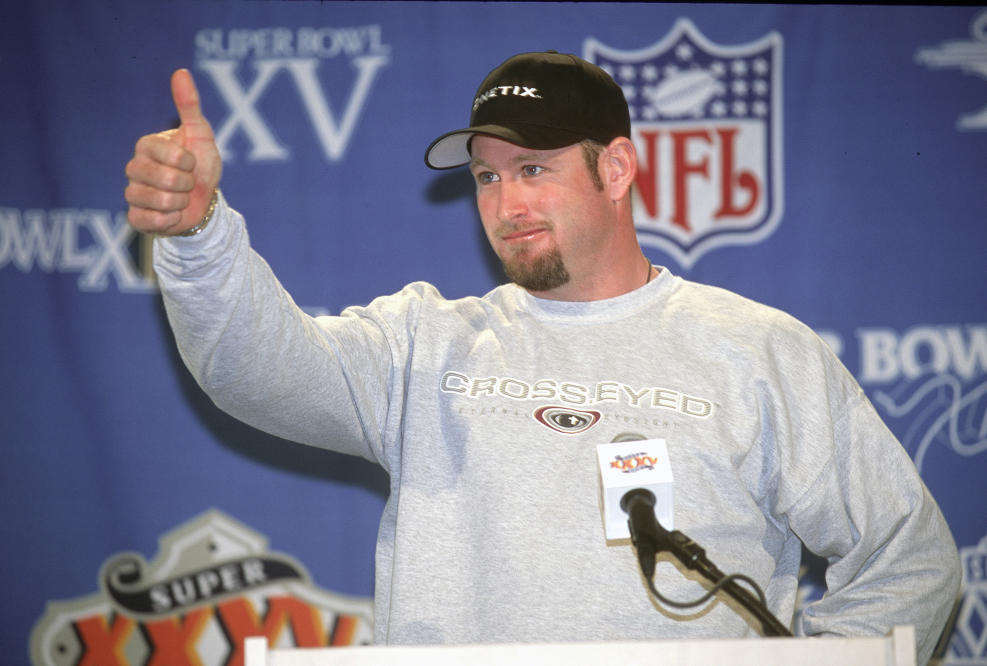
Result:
[154, 193, 959, 662]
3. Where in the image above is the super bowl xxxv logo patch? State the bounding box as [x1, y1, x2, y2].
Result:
[585, 19, 784, 268]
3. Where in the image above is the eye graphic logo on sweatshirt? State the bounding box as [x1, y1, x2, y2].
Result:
[534, 406, 602, 434]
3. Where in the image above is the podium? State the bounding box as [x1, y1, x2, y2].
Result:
[245, 625, 915, 666]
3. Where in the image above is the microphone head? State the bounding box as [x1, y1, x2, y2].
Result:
[597, 437, 674, 540]
[619, 487, 657, 513]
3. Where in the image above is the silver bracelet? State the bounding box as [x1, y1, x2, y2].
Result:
[177, 188, 219, 237]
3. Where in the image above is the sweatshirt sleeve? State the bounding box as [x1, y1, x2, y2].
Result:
[152, 191, 394, 466]
[786, 361, 961, 664]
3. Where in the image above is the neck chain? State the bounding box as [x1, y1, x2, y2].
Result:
[644, 255, 654, 285]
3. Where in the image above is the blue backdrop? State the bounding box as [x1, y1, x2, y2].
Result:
[2, 3, 985, 664]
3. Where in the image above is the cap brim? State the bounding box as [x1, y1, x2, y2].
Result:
[424, 124, 587, 169]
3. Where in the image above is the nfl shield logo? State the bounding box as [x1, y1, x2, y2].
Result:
[584, 20, 784, 268]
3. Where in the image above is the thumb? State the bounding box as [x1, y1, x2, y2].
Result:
[171, 68, 208, 129]
[167, 68, 222, 224]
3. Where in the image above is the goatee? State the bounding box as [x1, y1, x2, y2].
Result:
[502, 247, 571, 292]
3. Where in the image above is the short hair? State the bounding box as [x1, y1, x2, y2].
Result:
[579, 139, 605, 192]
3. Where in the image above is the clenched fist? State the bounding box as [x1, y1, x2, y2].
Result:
[125, 69, 222, 235]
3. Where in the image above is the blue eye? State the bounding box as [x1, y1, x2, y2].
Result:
[476, 171, 499, 185]
[522, 165, 544, 177]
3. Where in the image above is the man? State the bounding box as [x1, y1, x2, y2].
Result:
[125, 52, 959, 660]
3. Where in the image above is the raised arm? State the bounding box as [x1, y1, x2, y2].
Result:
[123, 70, 395, 465]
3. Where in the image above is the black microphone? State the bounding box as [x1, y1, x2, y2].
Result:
[602, 434, 792, 636]
[619, 488, 661, 580]
[620, 490, 793, 637]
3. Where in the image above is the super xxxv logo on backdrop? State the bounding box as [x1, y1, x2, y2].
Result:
[585, 20, 783, 269]
[30, 510, 372, 665]
[194, 25, 390, 163]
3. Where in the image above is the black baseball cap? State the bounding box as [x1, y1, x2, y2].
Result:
[424, 51, 631, 169]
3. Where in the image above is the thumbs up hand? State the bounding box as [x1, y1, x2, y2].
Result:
[125, 69, 223, 236]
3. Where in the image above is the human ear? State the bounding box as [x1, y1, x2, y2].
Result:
[602, 137, 638, 201]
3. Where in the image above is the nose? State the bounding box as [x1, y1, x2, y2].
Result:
[497, 178, 528, 222]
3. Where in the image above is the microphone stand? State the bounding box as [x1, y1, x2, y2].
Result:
[653, 521, 792, 637]
[622, 488, 792, 638]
